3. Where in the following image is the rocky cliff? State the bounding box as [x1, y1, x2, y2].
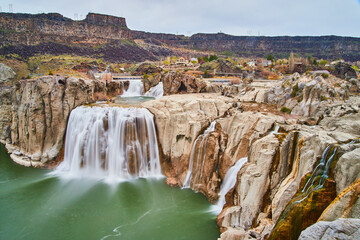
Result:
[142, 90, 360, 239]
[1, 12, 360, 62]
[0, 76, 124, 167]
[0, 13, 159, 62]
[134, 32, 360, 61]
[0, 72, 359, 239]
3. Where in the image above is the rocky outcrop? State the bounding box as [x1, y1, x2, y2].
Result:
[239, 72, 357, 118]
[142, 94, 235, 182]
[8, 76, 96, 166]
[162, 71, 207, 95]
[143, 71, 208, 96]
[0, 63, 16, 82]
[2, 76, 125, 167]
[216, 101, 360, 239]
[299, 218, 360, 240]
[132, 63, 162, 76]
[318, 178, 360, 221]
[332, 62, 358, 79]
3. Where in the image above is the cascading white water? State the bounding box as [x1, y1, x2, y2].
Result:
[183, 121, 217, 189]
[144, 82, 164, 99]
[211, 157, 248, 214]
[122, 80, 144, 97]
[53, 106, 162, 181]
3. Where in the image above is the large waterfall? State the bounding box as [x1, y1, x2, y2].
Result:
[54, 106, 162, 181]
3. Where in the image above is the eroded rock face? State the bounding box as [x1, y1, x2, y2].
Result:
[0, 87, 12, 143]
[2, 76, 124, 167]
[319, 178, 360, 221]
[299, 218, 360, 240]
[142, 94, 235, 182]
[217, 111, 360, 240]
[162, 71, 207, 95]
[8, 76, 95, 166]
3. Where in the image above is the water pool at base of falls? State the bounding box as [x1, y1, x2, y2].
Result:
[0, 144, 219, 240]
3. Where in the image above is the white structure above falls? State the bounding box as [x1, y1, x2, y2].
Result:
[53, 106, 162, 181]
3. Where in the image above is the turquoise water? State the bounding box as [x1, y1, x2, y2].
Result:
[0, 144, 219, 240]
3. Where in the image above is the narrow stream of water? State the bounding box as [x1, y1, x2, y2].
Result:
[0, 144, 219, 240]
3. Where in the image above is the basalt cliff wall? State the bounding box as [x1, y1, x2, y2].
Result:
[1, 12, 360, 61]
[0, 13, 157, 62]
[133, 31, 360, 61]
[0, 76, 125, 167]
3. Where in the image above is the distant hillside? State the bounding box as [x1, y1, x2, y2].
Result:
[1, 12, 360, 62]
[133, 31, 360, 61]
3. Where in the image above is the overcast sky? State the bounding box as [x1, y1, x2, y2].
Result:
[1, 0, 360, 37]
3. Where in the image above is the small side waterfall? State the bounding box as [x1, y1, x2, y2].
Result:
[144, 82, 164, 99]
[211, 157, 248, 214]
[122, 80, 144, 97]
[54, 106, 162, 181]
[183, 121, 217, 189]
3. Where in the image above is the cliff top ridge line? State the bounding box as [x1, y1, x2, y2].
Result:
[0, 12, 128, 28]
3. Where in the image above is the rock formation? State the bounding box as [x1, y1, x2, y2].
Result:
[2, 12, 360, 62]
[299, 218, 360, 240]
[0, 63, 16, 82]
[0, 76, 126, 167]
[0, 70, 359, 240]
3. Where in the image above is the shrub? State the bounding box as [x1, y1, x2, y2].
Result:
[320, 95, 327, 101]
[297, 94, 303, 102]
[280, 107, 292, 114]
[26, 75, 31, 79]
[209, 55, 218, 61]
[290, 83, 299, 97]
[321, 73, 329, 79]
[48, 70, 53, 75]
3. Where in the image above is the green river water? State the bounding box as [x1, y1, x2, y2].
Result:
[0, 144, 219, 240]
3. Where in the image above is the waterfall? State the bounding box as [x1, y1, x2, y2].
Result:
[183, 121, 217, 189]
[144, 82, 164, 99]
[211, 157, 248, 214]
[53, 106, 162, 181]
[122, 80, 144, 97]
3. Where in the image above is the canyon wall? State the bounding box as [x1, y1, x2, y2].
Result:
[0, 76, 124, 167]
[0, 12, 131, 46]
[1, 12, 360, 61]
[134, 32, 360, 61]
[142, 89, 360, 239]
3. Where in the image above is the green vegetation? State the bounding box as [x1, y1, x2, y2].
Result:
[320, 95, 328, 101]
[143, 73, 149, 79]
[319, 60, 328, 66]
[291, 83, 300, 98]
[266, 54, 274, 61]
[209, 55, 218, 61]
[280, 107, 292, 114]
[321, 73, 329, 79]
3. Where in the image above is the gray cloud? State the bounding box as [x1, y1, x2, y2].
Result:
[1, 0, 360, 36]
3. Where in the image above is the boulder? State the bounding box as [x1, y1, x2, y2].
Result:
[0, 63, 16, 82]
